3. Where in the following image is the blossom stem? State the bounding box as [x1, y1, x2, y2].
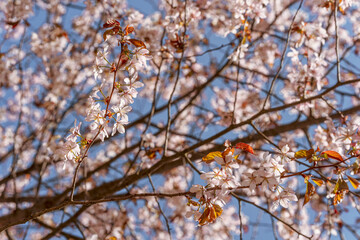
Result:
[70, 44, 124, 201]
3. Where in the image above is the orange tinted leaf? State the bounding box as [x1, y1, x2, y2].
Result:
[312, 178, 324, 187]
[235, 142, 254, 154]
[128, 39, 146, 48]
[209, 206, 217, 223]
[303, 182, 315, 206]
[333, 177, 349, 205]
[187, 199, 199, 207]
[322, 151, 344, 162]
[347, 175, 360, 189]
[202, 151, 222, 163]
[146, 147, 163, 160]
[103, 29, 114, 41]
[124, 25, 135, 35]
[333, 193, 342, 205]
[209, 204, 222, 223]
[241, 37, 247, 45]
[222, 147, 234, 157]
[198, 207, 210, 226]
[213, 204, 223, 217]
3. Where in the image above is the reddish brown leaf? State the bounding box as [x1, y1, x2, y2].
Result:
[103, 19, 120, 28]
[306, 149, 315, 160]
[170, 33, 185, 51]
[303, 181, 316, 206]
[322, 150, 344, 162]
[103, 29, 114, 41]
[198, 207, 211, 226]
[128, 39, 146, 48]
[124, 25, 135, 35]
[235, 142, 254, 154]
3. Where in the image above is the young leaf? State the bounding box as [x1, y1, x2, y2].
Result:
[128, 39, 146, 48]
[303, 181, 315, 206]
[306, 149, 315, 160]
[187, 199, 199, 207]
[124, 25, 135, 35]
[210, 204, 223, 222]
[333, 177, 349, 205]
[347, 175, 360, 189]
[103, 19, 120, 28]
[198, 207, 211, 226]
[222, 147, 234, 157]
[295, 150, 307, 159]
[351, 161, 360, 175]
[202, 151, 222, 163]
[146, 147, 163, 160]
[322, 150, 344, 162]
[312, 178, 324, 187]
[235, 142, 254, 154]
[296, 149, 318, 163]
[303, 174, 311, 183]
[103, 29, 114, 41]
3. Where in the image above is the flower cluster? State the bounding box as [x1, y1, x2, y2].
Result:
[2, 0, 360, 239]
[187, 124, 360, 229]
[59, 19, 152, 167]
[186, 142, 298, 225]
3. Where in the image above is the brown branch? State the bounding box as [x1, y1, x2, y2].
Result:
[231, 193, 312, 239]
[0, 99, 359, 231]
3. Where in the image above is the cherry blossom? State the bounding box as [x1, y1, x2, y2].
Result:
[271, 188, 299, 212]
[1, 0, 360, 239]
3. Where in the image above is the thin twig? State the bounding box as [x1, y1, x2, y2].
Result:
[321, 96, 344, 119]
[232, 18, 248, 125]
[148, 174, 173, 240]
[250, 122, 280, 150]
[334, 0, 341, 83]
[262, 0, 304, 110]
[70, 161, 82, 201]
[238, 199, 243, 240]
[70, 42, 125, 201]
[231, 193, 312, 239]
[162, 0, 188, 158]
[183, 154, 202, 175]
